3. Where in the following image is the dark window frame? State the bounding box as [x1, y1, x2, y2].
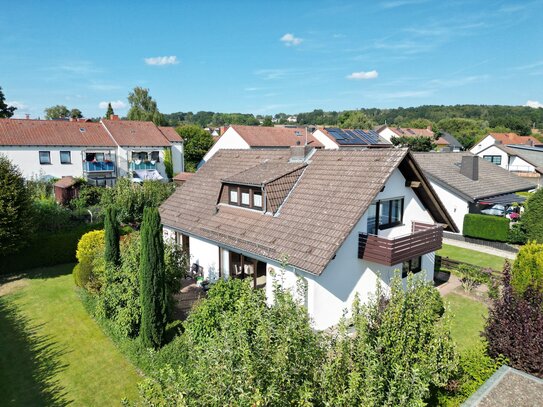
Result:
[39, 151, 51, 165]
[378, 197, 404, 230]
[227, 184, 264, 211]
[60, 150, 71, 164]
[401, 256, 422, 278]
[483, 155, 502, 165]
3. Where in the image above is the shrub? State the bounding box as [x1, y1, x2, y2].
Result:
[0, 223, 101, 273]
[70, 184, 105, 210]
[463, 213, 509, 242]
[31, 198, 72, 232]
[96, 232, 186, 338]
[512, 241, 543, 296]
[99, 178, 175, 225]
[0, 154, 33, 257]
[75, 229, 105, 291]
[318, 276, 457, 406]
[437, 341, 505, 406]
[523, 188, 543, 243]
[456, 264, 487, 292]
[508, 222, 527, 244]
[137, 279, 323, 406]
[163, 148, 174, 179]
[484, 262, 543, 378]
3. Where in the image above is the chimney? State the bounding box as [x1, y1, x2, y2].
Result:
[460, 155, 479, 181]
[110, 114, 119, 121]
[289, 145, 313, 162]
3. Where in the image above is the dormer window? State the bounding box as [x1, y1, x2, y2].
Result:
[219, 161, 307, 214]
[228, 185, 263, 210]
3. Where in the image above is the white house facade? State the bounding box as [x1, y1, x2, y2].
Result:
[0, 117, 184, 185]
[414, 152, 537, 234]
[160, 147, 456, 330]
[470, 132, 541, 155]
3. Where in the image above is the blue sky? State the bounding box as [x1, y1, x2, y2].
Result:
[2, 0, 543, 119]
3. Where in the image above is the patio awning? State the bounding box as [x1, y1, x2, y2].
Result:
[133, 169, 164, 181]
[477, 193, 526, 205]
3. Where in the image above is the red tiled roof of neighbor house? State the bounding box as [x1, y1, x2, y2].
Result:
[101, 119, 172, 147]
[489, 132, 541, 146]
[158, 126, 183, 143]
[390, 127, 450, 146]
[160, 148, 456, 275]
[231, 125, 324, 148]
[0, 119, 116, 147]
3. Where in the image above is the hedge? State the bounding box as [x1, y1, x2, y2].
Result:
[463, 213, 510, 242]
[0, 223, 102, 274]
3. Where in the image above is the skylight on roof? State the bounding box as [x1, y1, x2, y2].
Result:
[79, 127, 86, 132]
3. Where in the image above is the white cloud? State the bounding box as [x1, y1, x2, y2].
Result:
[144, 56, 179, 66]
[526, 100, 543, 108]
[280, 33, 302, 46]
[347, 70, 379, 80]
[99, 100, 127, 109]
[6, 101, 27, 109]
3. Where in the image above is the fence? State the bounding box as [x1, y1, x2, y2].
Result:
[435, 255, 502, 278]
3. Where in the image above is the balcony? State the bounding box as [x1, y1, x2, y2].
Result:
[358, 222, 443, 266]
[84, 161, 115, 172]
[130, 161, 157, 171]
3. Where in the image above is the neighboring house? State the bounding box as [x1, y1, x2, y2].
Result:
[160, 147, 456, 330]
[474, 144, 543, 185]
[312, 127, 392, 149]
[377, 126, 458, 151]
[0, 117, 184, 184]
[413, 152, 537, 234]
[287, 115, 297, 123]
[470, 132, 541, 155]
[202, 125, 323, 162]
[0, 119, 119, 185]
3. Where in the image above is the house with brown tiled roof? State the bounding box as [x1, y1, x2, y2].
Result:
[0, 116, 184, 185]
[470, 132, 542, 155]
[160, 146, 457, 329]
[413, 152, 537, 234]
[312, 127, 392, 149]
[202, 125, 324, 163]
[377, 125, 459, 152]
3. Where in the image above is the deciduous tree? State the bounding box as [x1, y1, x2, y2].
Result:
[512, 241, 543, 296]
[175, 125, 214, 172]
[139, 207, 167, 348]
[391, 135, 434, 151]
[337, 110, 375, 129]
[44, 105, 71, 120]
[127, 87, 166, 125]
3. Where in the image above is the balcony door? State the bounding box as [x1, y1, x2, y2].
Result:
[229, 252, 266, 289]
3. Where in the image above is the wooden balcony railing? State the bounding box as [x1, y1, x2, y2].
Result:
[358, 222, 443, 266]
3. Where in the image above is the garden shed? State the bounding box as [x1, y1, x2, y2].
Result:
[54, 176, 81, 205]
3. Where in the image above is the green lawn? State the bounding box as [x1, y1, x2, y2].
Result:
[437, 243, 507, 271]
[444, 292, 488, 353]
[0, 264, 141, 406]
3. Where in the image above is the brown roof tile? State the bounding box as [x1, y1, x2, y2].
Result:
[102, 119, 171, 147]
[231, 125, 324, 148]
[160, 148, 452, 275]
[489, 132, 540, 146]
[158, 126, 183, 142]
[391, 127, 435, 138]
[0, 119, 116, 147]
[222, 161, 306, 186]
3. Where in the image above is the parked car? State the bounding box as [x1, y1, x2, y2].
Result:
[481, 204, 506, 216]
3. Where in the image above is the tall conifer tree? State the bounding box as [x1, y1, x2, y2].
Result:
[104, 206, 121, 266]
[139, 207, 167, 348]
